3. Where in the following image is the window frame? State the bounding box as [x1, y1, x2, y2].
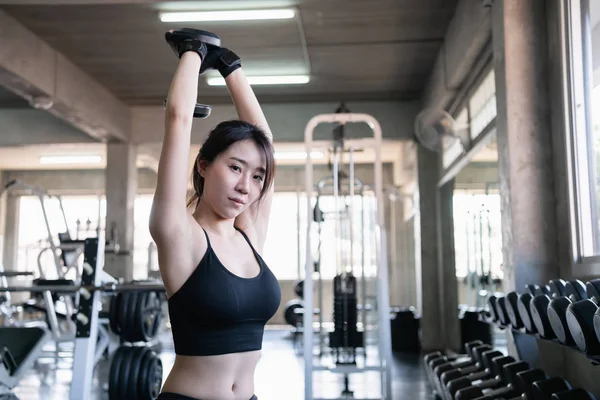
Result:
[563, 0, 600, 268]
[438, 59, 497, 187]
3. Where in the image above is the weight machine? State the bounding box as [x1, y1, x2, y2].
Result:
[311, 174, 371, 360]
[303, 112, 393, 400]
[0, 180, 79, 339]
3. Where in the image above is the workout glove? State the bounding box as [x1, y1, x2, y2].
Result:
[200, 47, 242, 78]
[165, 31, 208, 61]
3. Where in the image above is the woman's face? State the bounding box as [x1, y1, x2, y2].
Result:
[199, 139, 266, 219]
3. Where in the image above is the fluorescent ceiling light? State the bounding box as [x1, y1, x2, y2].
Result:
[275, 151, 323, 160]
[207, 75, 310, 86]
[39, 155, 103, 165]
[160, 9, 295, 22]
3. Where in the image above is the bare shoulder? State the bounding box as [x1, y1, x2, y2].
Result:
[154, 213, 208, 297]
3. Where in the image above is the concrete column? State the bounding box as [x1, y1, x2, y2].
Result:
[388, 194, 403, 307]
[492, 0, 560, 293]
[416, 146, 443, 350]
[437, 180, 461, 352]
[2, 194, 19, 272]
[0, 171, 5, 264]
[104, 143, 137, 281]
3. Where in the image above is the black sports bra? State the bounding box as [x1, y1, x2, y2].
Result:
[167, 227, 281, 356]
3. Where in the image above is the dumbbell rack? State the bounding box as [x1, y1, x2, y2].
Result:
[302, 113, 393, 400]
[483, 280, 600, 368]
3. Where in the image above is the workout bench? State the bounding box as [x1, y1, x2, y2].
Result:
[0, 326, 50, 396]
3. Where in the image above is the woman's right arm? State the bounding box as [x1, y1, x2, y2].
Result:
[149, 51, 201, 243]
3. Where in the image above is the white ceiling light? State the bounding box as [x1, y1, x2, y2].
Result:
[274, 151, 323, 160]
[207, 75, 310, 86]
[39, 155, 103, 165]
[160, 9, 295, 22]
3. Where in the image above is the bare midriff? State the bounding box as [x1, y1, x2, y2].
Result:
[161, 351, 260, 400]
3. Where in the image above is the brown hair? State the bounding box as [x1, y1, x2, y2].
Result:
[187, 120, 275, 208]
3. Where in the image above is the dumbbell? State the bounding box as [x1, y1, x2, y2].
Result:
[427, 342, 489, 376]
[488, 295, 500, 324]
[551, 388, 597, 399]
[505, 290, 525, 330]
[495, 295, 511, 328]
[445, 352, 515, 400]
[432, 344, 495, 397]
[530, 279, 568, 339]
[531, 377, 572, 400]
[426, 342, 488, 391]
[502, 375, 578, 400]
[454, 360, 530, 400]
[426, 341, 487, 380]
[439, 348, 504, 389]
[548, 280, 587, 346]
[512, 368, 549, 400]
[163, 28, 222, 119]
[424, 340, 483, 365]
[458, 368, 547, 400]
[566, 279, 600, 354]
[432, 343, 494, 382]
[518, 285, 549, 334]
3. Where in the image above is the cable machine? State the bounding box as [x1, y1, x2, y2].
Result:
[303, 111, 393, 400]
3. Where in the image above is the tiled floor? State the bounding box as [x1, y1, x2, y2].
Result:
[8, 328, 432, 400]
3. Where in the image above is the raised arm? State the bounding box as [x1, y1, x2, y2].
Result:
[208, 49, 274, 250]
[149, 37, 206, 242]
[226, 69, 272, 141]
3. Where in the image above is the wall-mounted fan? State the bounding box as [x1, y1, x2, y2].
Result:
[414, 108, 467, 152]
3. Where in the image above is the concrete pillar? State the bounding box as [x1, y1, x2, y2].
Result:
[388, 194, 403, 307]
[104, 143, 137, 281]
[492, 0, 560, 293]
[416, 146, 443, 350]
[0, 171, 5, 264]
[2, 194, 19, 272]
[437, 180, 461, 352]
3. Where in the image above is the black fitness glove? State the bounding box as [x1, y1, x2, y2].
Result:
[200, 46, 242, 78]
[165, 30, 208, 61]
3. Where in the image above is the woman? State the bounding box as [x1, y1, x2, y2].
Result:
[149, 30, 281, 400]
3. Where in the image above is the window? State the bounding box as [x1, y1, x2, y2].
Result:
[468, 70, 497, 140]
[566, 0, 600, 257]
[263, 192, 304, 280]
[17, 195, 105, 278]
[453, 191, 503, 280]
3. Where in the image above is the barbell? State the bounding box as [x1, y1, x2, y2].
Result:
[2, 282, 165, 295]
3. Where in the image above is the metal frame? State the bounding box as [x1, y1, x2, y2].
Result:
[303, 113, 393, 400]
[312, 175, 369, 356]
[70, 236, 105, 400]
[561, 0, 600, 274]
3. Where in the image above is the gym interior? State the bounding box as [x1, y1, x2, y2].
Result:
[1, 1, 600, 399]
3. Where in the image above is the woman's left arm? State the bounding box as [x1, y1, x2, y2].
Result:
[225, 68, 273, 141]
[226, 68, 274, 251]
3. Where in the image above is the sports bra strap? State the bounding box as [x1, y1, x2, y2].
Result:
[235, 227, 256, 253]
[201, 228, 211, 247]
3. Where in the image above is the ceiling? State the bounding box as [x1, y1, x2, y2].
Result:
[0, 0, 458, 172]
[0, 0, 458, 105]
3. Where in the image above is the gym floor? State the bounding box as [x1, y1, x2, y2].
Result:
[10, 329, 431, 400]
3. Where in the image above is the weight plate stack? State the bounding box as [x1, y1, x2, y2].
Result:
[109, 290, 164, 343]
[109, 345, 163, 400]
